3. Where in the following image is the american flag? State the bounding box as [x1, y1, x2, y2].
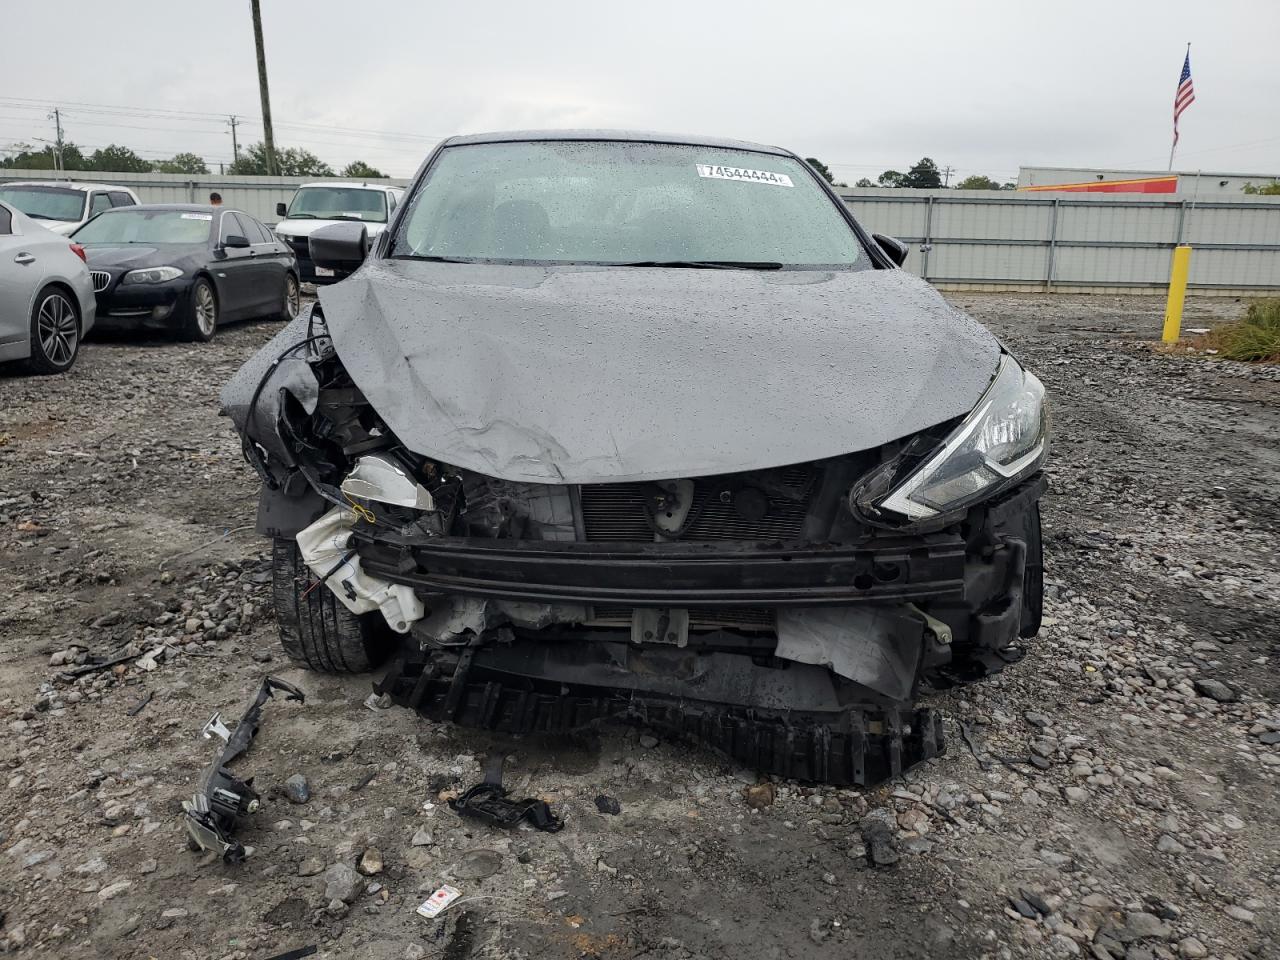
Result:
[1173, 50, 1195, 148]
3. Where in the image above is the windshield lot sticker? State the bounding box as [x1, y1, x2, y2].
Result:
[181, 213, 214, 220]
[696, 164, 793, 187]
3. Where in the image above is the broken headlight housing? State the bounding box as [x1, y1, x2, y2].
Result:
[874, 355, 1047, 522]
[340, 453, 435, 510]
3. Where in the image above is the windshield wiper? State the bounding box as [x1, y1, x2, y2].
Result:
[613, 260, 784, 270]
[286, 213, 317, 219]
[25, 213, 54, 220]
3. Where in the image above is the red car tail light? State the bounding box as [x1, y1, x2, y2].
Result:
[69, 243, 87, 262]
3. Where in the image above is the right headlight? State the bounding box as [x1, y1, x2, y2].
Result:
[876, 355, 1048, 521]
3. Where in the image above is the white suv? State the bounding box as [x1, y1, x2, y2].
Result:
[0, 181, 142, 235]
[273, 181, 404, 284]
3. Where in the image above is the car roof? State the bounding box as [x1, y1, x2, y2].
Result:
[443, 129, 790, 157]
[110, 203, 242, 216]
[0, 181, 138, 193]
[296, 181, 402, 192]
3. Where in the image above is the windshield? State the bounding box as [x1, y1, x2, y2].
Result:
[0, 185, 85, 222]
[389, 141, 863, 268]
[286, 186, 387, 222]
[73, 209, 213, 244]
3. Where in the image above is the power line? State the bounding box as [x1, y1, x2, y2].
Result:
[0, 96, 233, 121]
[0, 96, 448, 142]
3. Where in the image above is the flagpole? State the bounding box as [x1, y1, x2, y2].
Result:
[1170, 42, 1190, 172]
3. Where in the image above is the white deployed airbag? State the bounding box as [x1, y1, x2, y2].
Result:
[294, 507, 425, 633]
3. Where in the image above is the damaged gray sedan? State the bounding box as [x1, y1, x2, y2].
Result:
[222, 131, 1047, 786]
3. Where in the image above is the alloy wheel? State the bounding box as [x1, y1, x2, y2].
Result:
[36, 293, 78, 368]
[285, 274, 300, 319]
[195, 282, 217, 336]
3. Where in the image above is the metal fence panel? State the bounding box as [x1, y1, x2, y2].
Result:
[931, 243, 1047, 283]
[932, 197, 1051, 241]
[1184, 205, 1280, 246]
[840, 188, 1280, 292]
[1056, 203, 1179, 244]
[1187, 248, 1280, 287]
[1053, 245, 1175, 285]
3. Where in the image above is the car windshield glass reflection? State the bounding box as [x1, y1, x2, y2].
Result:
[0, 186, 85, 222]
[390, 141, 862, 269]
[74, 210, 213, 244]
[287, 187, 387, 222]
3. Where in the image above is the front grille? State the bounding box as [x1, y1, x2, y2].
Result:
[580, 465, 816, 542]
[90, 270, 111, 293]
[588, 605, 776, 632]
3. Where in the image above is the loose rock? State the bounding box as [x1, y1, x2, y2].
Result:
[323, 863, 362, 904]
[284, 774, 311, 805]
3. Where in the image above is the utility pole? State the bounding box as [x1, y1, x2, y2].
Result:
[49, 108, 65, 172]
[249, 0, 277, 176]
[941, 165, 954, 188]
[227, 115, 241, 163]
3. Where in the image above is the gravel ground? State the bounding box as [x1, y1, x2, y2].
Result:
[0, 293, 1276, 960]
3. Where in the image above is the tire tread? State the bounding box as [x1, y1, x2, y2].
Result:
[271, 537, 394, 673]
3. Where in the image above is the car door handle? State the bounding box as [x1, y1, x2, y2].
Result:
[248, 250, 258, 258]
[14, 252, 35, 265]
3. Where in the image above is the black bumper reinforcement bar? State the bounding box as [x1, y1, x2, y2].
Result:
[357, 536, 966, 607]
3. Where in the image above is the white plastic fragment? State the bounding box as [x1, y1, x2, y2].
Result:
[294, 507, 425, 633]
[416, 884, 461, 919]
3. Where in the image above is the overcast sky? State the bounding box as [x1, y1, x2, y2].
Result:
[3, 0, 1278, 181]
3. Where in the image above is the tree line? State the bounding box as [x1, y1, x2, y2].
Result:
[806, 156, 1014, 190]
[0, 140, 387, 179]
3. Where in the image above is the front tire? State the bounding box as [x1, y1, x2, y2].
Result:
[181, 277, 218, 342]
[277, 272, 300, 321]
[271, 537, 396, 673]
[22, 286, 80, 375]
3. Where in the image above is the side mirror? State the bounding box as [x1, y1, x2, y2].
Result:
[276, 202, 288, 218]
[309, 221, 368, 275]
[872, 233, 909, 267]
[223, 234, 251, 249]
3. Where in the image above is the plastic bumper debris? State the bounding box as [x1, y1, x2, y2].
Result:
[182, 676, 305, 862]
[449, 755, 564, 833]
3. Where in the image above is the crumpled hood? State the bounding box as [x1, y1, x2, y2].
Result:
[318, 260, 1001, 484]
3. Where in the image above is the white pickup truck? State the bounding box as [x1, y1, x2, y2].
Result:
[273, 181, 404, 284]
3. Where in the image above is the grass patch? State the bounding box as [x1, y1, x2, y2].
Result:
[1197, 299, 1280, 362]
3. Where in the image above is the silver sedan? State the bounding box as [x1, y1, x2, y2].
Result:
[0, 200, 96, 374]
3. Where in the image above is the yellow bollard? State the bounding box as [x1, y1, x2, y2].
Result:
[1162, 245, 1193, 342]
